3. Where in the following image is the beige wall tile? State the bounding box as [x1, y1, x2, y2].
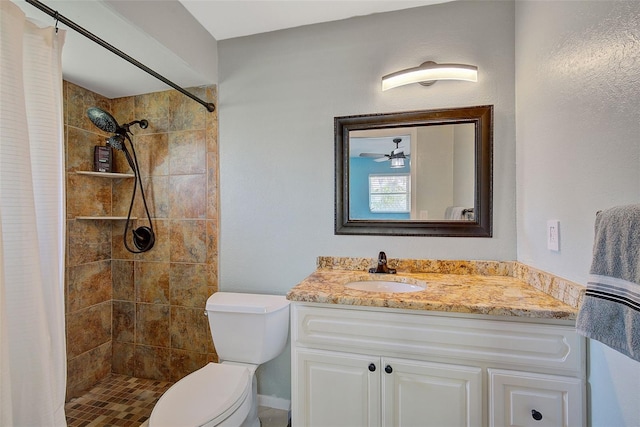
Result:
[66, 173, 112, 219]
[133, 133, 169, 177]
[169, 220, 207, 263]
[169, 174, 206, 219]
[113, 301, 135, 343]
[67, 220, 112, 266]
[66, 127, 106, 172]
[170, 263, 208, 307]
[67, 261, 112, 312]
[170, 306, 213, 353]
[111, 221, 135, 261]
[135, 261, 170, 304]
[111, 178, 135, 217]
[135, 92, 170, 135]
[168, 88, 206, 132]
[66, 82, 110, 132]
[170, 349, 208, 382]
[135, 219, 170, 262]
[112, 260, 134, 301]
[136, 303, 170, 347]
[134, 345, 171, 380]
[169, 130, 206, 175]
[112, 341, 134, 376]
[66, 302, 111, 359]
[66, 342, 111, 400]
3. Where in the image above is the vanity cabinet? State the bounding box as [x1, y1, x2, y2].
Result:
[291, 303, 585, 427]
[296, 348, 481, 427]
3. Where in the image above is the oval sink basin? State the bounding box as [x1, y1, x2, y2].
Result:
[344, 280, 425, 293]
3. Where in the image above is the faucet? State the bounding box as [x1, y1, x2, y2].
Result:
[369, 251, 397, 274]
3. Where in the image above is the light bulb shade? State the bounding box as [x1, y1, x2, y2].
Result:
[382, 61, 478, 91]
[390, 157, 405, 168]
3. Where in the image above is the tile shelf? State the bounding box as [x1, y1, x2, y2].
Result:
[74, 171, 136, 220]
[75, 171, 135, 178]
[76, 216, 137, 220]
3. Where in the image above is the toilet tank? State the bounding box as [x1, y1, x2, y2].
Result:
[205, 292, 290, 365]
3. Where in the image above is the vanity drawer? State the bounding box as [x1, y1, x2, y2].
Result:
[488, 368, 584, 427]
[292, 304, 584, 376]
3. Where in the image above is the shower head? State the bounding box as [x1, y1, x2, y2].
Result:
[87, 107, 119, 133]
[88, 107, 149, 136]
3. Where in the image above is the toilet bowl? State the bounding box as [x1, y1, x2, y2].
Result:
[149, 362, 254, 427]
[148, 292, 290, 427]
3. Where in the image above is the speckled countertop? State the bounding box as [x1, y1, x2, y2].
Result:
[286, 257, 585, 320]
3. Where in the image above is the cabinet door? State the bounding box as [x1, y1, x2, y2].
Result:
[382, 357, 482, 427]
[488, 369, 584, 427]
[293, 348, 381, 427]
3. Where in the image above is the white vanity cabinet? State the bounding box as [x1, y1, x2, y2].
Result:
[291, 303, 585, 427]
[296, 348, 482, 427]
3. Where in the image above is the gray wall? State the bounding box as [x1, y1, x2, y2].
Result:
[515, 2, 640, 426]
[218, 0, 515, 401]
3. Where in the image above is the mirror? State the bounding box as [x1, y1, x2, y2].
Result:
[335, 105, 492, 237]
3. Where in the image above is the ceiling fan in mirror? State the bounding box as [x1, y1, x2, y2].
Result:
[359, 137, 407, 168]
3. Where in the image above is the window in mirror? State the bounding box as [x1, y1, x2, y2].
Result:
[368, 174, 411, 215]
[335, 105, 492, 237]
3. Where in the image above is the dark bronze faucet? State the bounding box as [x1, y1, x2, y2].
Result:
[369, 251, 396, 274]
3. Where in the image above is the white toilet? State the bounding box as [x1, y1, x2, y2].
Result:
[148, 292, 290, 427]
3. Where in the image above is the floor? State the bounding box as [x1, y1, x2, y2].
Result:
[65, 374, 289, 427]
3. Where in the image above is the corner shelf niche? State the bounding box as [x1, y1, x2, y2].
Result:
[75, 171, 135, 179]
[74, 170, 137, 220]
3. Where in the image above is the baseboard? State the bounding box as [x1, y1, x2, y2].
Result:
[257, 394, 291, 411]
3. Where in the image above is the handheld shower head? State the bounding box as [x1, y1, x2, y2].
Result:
[87, 107, 119, 133]
[106, 135, 124, 151]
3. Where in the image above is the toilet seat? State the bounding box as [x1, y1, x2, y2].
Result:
[149, 363, 251, 427]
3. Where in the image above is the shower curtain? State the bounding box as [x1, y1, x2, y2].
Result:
[0, 2, 67, 425]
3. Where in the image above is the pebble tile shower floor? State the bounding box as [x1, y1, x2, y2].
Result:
[65, 374, 172, 427]
[64, 373, 290, 427]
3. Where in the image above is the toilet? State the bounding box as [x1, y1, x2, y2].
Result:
[148, 292, 290, 427]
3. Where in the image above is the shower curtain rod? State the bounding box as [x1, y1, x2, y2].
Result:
[25, 0, 216, 113]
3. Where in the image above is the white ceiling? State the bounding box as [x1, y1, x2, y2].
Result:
[13, 0, 449, 99]
[178, 1, 449, 41]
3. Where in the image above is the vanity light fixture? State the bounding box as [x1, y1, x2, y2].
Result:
[381, 61, 478, 91]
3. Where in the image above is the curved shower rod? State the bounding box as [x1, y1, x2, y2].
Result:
[25, 0, 216, 113]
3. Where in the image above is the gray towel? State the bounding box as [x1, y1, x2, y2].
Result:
[576, 204, 640, 362]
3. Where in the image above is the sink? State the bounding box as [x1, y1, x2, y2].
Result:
[344, 280, 425, 293]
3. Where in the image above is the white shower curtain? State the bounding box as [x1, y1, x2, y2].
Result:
[0, 2, 67, 425]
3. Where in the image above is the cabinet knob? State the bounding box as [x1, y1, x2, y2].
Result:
[531, 409, 543, 421]
[368, 363, 376, 372]
[385, 365, 393, 374]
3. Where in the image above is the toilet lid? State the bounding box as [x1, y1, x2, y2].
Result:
[149, 363, 250, 427]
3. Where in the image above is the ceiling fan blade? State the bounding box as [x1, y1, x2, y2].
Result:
[392, 147, 405, 154]
[374, 157, 389, 162]
[360, 153, 385, 158]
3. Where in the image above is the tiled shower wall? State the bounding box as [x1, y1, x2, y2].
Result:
[64, 82, 219, 399]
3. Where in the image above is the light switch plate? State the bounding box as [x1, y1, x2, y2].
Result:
[547, 220, 560, 251]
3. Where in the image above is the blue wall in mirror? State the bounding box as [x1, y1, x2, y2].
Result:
[349, 157, 410, 220]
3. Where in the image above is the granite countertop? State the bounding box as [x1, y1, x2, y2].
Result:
[286, 258, 582, 321]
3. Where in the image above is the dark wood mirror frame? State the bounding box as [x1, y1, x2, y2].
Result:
[335, 105, 493, 237]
